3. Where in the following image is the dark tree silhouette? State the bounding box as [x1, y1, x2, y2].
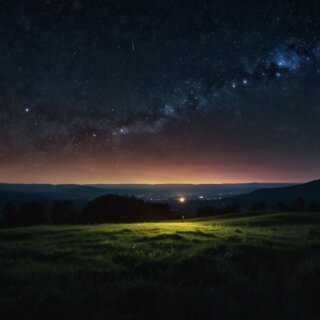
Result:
[197, 202, 241, 217]
[1, 202, 50, 227]
[17, 202, 50, 226]
[51, 200, 77, 225]
[307, 201, 320, 212]
[80, 194, 175, 223]
[197, 206, 219, 217]
[276, 201, 287, 211]
[223, 202, 240, 214]
[292, 197, 306, 211]
[1, 202, 17, 227]
[250, 201, 267, 211]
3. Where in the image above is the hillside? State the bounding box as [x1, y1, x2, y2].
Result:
[0, 191, 51, 211]
[248, 179, 320, 201]
[191, 179, 320, 211]
[0, 212, 319, 319]
[0, 185, 112, 213]
[0, 182, 294, 212]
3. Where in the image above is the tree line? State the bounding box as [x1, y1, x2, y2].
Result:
[2, 195, 320, 228]
[196, 197, 320, 217]
[197, 202, 241, 217]
[0, 194, 176, 228]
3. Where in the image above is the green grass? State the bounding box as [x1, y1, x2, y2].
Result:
[1, 211, 320, 320]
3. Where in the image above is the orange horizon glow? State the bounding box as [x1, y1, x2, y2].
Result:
[1, 131, 320, 185]
[0, 161, 317, 185]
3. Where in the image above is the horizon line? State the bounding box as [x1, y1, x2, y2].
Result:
[0, 180, 307, 186]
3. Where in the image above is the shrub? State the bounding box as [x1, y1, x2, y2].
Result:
[197, 206, 219, 217]
[80, 194, 175, 223]
[250, 201, 267, 211]
[51, 200, 77, 225]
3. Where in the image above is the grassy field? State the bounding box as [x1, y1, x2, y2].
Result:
[0, 211, 320, 320]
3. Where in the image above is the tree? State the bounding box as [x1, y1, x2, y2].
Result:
[223, 202, 240, 214]
[292, 198, 306, 211]
[80, 194, 175, 223]
[250, 201, 267, 211]
[276, 201, 287, 211]
[197, 206, 218, 217]
[17, 202, 50, 226]
[307, 201, 320, 212]
[1, 202, 17, 227]
[51, 200, 77, 225]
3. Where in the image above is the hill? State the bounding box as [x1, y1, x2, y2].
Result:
[248, 179, 320, 202]
[191, 179, 320, 211]
[0, 191, 51, 211]
[0, 185, 112, 213]
[0, 182, 294, 210]
[0, 211, 319, 319]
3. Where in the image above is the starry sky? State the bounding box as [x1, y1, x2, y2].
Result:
[1, 0, 320, 183]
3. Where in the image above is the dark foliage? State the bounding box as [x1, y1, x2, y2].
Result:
[250, 201, 267, 211]
[1, 201, 50, 227]
[197, 202, 241, 217]
[80, 194, 176, 223]
[291, 197, 306, 211]
[0, 195, 175, 227]
[51, 200, 77, 225]
[223, 202, 240, 214]
[275, 199, 320, 212]
[1, 202, 17, 227]
[276, 201, 288, 211]
[307, 201, 320, 212]
[197, 206, 219, 217]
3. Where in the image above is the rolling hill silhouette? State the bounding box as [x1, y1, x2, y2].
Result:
[0, 185, 108, 214]
[0, 191, 50, 211]
[204, 179, 320, 210]
[0, 181, 306, 215]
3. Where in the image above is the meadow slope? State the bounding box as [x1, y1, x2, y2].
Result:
[0, 211, 320, 320]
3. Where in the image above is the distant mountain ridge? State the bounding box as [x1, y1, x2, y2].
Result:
[0, 185, 106, 211]
[0, 182, 294, 213]
[245, 179, 320, 204]
[0, 191, 51, 210]
[195, 179, 320, 211]
[0, 182, 295, 195]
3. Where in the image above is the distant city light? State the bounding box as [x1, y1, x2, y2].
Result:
[179, 197, 186, 203]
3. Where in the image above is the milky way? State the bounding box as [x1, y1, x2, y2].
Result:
[1, 0, 320, 183]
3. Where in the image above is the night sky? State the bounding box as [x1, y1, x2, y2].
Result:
[1, 0, 320, 183]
